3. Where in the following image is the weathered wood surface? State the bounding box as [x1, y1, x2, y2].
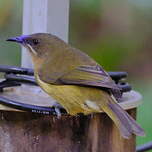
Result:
[0, 109, 136, 152]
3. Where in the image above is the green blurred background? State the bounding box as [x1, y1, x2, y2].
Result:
[0, 0, 152, 147]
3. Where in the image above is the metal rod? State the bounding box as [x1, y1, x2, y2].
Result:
[136, 141, 152, 152]
[0, 65, 128, 81]
[4, 73, 131, 93]
[5, 74, 36, 85]
[0, 65, 34, 75]
[0, 96, 57, 115]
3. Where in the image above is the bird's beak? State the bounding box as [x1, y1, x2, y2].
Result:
[6, 35, 28, 44]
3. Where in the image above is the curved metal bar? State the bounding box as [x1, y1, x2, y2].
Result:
[108, 71, 127, 81]
[4, 73, 132, 93]
[0, 65, 34, 75]
[136, 141, 152, 152]
[0, 65, 127, 81]
[0, 96, 59, 115]
[0, 80, 21, 92]
[5, 74, 37, 85]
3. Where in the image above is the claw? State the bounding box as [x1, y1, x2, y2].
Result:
[53, 103, 62, 118]
[55, 107, 62, 118]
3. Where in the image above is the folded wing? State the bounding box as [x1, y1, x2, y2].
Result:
[60, 65, 119, 89]
[38, 64, 121, 98]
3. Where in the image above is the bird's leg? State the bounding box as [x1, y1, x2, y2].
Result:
[52, 103, 63, 118]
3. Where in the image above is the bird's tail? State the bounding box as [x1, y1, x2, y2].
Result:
[102, 96, 145, 139]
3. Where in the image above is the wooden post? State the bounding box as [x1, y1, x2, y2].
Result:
[0, 109, 136, 152]
[0, 88, 141, 152]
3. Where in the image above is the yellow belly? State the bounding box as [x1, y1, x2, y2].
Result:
[36, 75, 110, 115]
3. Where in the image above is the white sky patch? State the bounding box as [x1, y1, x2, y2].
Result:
[85, 100, 100, 111]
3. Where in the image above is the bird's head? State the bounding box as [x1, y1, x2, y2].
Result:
[7, 33, 65, 58]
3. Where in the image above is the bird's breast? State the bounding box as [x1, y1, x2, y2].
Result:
[36, 75, 110, 115]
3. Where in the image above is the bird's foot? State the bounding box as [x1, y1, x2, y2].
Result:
[52, 103, 63, 118]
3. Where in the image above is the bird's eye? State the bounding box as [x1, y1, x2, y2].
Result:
[32, 39, 39, 45]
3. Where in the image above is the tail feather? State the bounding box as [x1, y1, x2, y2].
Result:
[101, 98, 145, 138]
[124, 109, 145, 136]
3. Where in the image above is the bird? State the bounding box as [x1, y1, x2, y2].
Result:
[7, 33, 145, 138]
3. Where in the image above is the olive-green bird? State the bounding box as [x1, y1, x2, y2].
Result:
[7, 33, 145, 138]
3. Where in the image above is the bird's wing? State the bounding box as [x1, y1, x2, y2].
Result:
[59, 65, 119, 90]
[38, 63, 118, 89]
[38, 64, 121, 98]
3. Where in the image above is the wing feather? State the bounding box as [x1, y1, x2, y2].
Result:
[60, 65, 120, 90]
[38, 64, 121, 98]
